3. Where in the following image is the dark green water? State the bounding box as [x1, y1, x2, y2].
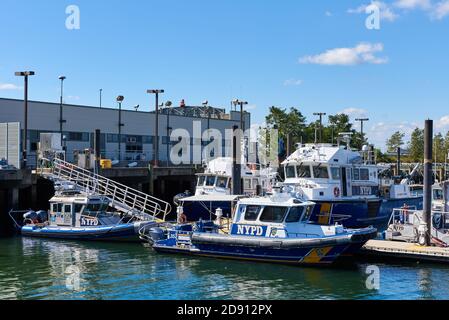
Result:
[1, 236, 449, 300]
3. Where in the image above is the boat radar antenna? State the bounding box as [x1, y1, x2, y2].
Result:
[337, 132, 353, 149]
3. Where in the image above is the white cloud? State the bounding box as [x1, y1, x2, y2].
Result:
[432, 0, 449, 19]
[348, 1, 400, 22]
[436, 115, 449, 130]
[283, 79, 303, 86]
[367, 121, 420, 151]
[299, 42, 388, 66]
[394, 0, 432, 9]
[0, 83, 22, 90]
[350, 0, 449, 22]
[325, 11, 333, 17]
[67, 95, 80, 100]
[339, 108, 368, 119]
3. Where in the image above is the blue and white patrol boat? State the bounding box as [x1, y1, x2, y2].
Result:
[10, 190, 158, 242]
[282, 137, 422, 230]
[143, 190, 377, 265]
[9, 157, 171, 242]
[174, 157, 277, 222]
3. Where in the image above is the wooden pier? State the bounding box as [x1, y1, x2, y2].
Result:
[361, 240, 449, 263]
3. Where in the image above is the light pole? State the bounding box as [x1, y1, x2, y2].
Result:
[116, 95, 125, 161]
[165, 101, 172, 165]
[99, 89, 103, 108]
[233, 99, 249, 162]
[15, 71, 35, 169]
[313, 112, 326, 143]
[58, 76, 67, 148]
[355, 118, 369, 144]
[147, 89, 164, 167]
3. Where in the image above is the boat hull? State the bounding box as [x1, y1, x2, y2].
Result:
[21, 222, 151, 242]
[311, 197, 423, 231]
[152, 228, 377, 266]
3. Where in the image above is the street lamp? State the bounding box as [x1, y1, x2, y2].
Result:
[15, 71, 35, 169]
[313, 112, 327, 143]
[99, 89, 103, 108]
[116, 95, 125, 161]
[147, 89, 165, 167]
[58, 76, 67, 148]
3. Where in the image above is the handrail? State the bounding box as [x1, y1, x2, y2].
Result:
[38, 158, 171, 222]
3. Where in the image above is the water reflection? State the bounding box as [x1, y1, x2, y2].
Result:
[1, 237, 449, 300]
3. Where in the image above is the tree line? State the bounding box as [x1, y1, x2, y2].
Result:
[265, 106, 449, 164]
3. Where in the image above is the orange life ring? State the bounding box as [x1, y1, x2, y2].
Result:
[178, 213, 187, 224]
[334, 187, 340, 198]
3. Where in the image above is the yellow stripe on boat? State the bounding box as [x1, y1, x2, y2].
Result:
[300, 246, 333, 264]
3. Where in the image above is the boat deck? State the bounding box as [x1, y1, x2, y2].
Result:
[361, 239, 449, 263]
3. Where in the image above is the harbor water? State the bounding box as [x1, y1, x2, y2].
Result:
[1, 236, 449, 300]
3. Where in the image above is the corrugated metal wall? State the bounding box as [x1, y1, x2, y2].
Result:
[0, 122, 21, 169]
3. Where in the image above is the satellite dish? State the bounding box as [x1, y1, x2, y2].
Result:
[202, 100, 208, 106]
[165, 101, 172, 107]
[134, 105, 140, 111]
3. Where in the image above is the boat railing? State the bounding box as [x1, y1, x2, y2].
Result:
[388, 207, 421, 227]
[38, 158, 171, 222]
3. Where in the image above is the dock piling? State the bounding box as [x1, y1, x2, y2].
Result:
[422, 119, 433, 246]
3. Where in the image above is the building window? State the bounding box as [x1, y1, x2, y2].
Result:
[68, 132, 89, 142]
[107, 134, 119, 143]
[143, 136, 154, 144]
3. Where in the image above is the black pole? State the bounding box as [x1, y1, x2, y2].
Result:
[118, 102, 122, 161]
[232, 125, 242, 195]
[155, 93, 159, 167]
[23, 75, 28, 169]
[59, 78, 65, 145]
[166, 108, 170, 166]
[423, 119, 433, 246]
[99, 89, 102, 108]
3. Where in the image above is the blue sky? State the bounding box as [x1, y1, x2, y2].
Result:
[1, 0, 449, 150]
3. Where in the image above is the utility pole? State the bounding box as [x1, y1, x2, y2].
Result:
[313, 112, 326, 143]
[116, 95, 125, 161]
[15, 71, 35, 169]
[147, 89, 165, 167]
[58, 76, 67, 148]
[355, 118, 370, 144]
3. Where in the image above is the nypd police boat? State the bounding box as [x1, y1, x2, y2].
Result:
[10, 189, 158, 242]
[282, 134, 422, 230]
[143, 189, 377, 265]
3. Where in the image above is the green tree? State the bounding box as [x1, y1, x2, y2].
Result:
[434, 133, 445, 163]
[265, 106, 307, 147]
[386, 131, 405, 153]
[408, 128, 424, 162]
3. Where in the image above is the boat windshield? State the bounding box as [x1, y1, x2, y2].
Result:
[312, 165, 329, 179]
[197, 176, 206, 187]
[244, 205, 261, 221]
[285, 206, 304, 223]
[216, 176, 228, 188]
[330, 167, 340, 180]
[259, 206, 288, 223]
[83, 203, 108, 216]
[285, 165, 296, 178]
[300, 205, 314, 222]
[434, 189, 444, 200]
[296, 164, 311, 178]
[205, 176, 216, 186]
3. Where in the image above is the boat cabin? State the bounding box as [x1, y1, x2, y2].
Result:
[231, 193, 344, 239]
[48, 194, 116, 227]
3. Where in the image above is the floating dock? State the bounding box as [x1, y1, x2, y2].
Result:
[361, 240, 449, 263]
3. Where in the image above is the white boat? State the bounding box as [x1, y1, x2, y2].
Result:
[281, 135, 422, 230]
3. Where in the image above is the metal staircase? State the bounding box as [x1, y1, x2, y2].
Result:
[37, 158, 171, 222]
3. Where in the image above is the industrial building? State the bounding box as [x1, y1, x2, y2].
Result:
[0, 97, 251, 168]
